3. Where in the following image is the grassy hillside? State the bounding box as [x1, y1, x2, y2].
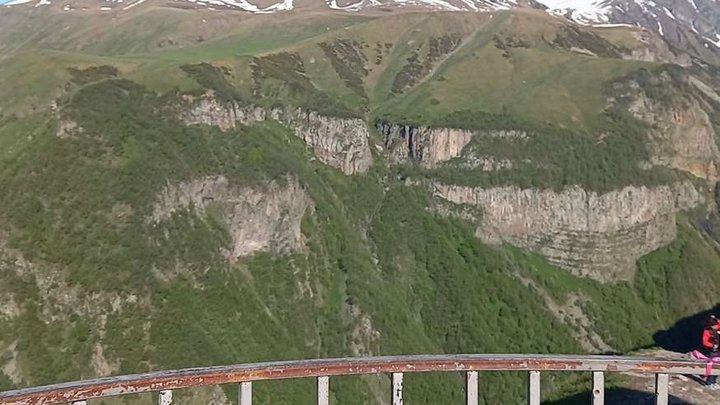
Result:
[0, 7, 720, 405]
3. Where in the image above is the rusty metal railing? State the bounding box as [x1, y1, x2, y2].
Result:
[0, 354, 716, 405]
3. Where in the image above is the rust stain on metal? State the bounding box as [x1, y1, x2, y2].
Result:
[1, 355, 713, 405]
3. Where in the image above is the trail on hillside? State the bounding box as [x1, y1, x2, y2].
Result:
[412, 14, 495, 89]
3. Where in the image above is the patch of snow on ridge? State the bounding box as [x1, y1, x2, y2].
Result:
[592, 23, 634, 28]
[480, 0, 517, 10]
[460, 0, 479, 10]
[260, 0, 293, 12]
[710, 34, 720, 49]
[328, 0, 517, 11]
[533, 0, 611, 23]
[188, 0, 293, 12]
[635, 0, 656, 8]
[212, 0, 261, 11]
[4, 0, 34, 4]
[123, 0, 148, 9]
[416, 0, 462, 11]
[662, 7, 675, 20]
[327, 0, 364, 10]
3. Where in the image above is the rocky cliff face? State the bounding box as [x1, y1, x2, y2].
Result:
[376, 121, 526, 167]
[623, 76, 720, 181]
[181, 95, 372, 175]
[621, 29, 692, 66]
[276, 108, 373, 176]
[434, 182, 703, 281]
[604, 0, 720, 66]
[152, 175, 311, 259]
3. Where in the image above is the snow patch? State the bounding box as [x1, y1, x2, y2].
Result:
[460, 0, 479, 11]
[709, 34, 720, 49]
[662, 7, 675, 20]
[123, 0, 148, 9]
[262, 0, 293, 12]
[592, 23, 634, 28]
[327, 0, 364, 10]
[184, 0, 293, 12]
[327, 0, 516, 12]
[533, 0, 611, 23]
[416, 0, 462, 11]
[0, 0, 714, 32]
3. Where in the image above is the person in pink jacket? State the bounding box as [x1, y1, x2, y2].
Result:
[701, 315, 720, 388]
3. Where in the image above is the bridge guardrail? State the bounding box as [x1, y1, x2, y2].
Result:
[1, 354, 716, 405]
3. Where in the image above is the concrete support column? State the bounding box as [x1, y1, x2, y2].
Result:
[239, 382, 252, 405]
[392, 372, 403, 405]
[466, 371, 478, 405]
[528, 371, 540, 405]
[655, 373, 669, 405]
[592, 371, 604, 405]
[317, 376, 329, 405]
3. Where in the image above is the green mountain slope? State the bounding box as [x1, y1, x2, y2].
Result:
[1, 7, 720, 405]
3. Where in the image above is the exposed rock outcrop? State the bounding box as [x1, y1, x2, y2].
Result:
[276, 109, 373, 176]
[621, 29, 692, 66]
[181, 95, 372, 175]
[56, 119, 82, 139]
[624, 78, 720, 181]
[152, 175, 311, 259]
[434, 182, 702, 281]
[461, 155, 513, 171]
[381, 124, 473, 167]
[376, 121, 526, 167]
[180, 96, 254, 131]
[690, 76, 720, 104]
[345, 304, 381, 357]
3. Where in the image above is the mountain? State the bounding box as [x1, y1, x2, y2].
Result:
[1, 4, 720, 405]
[2, 0, 720, 62]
